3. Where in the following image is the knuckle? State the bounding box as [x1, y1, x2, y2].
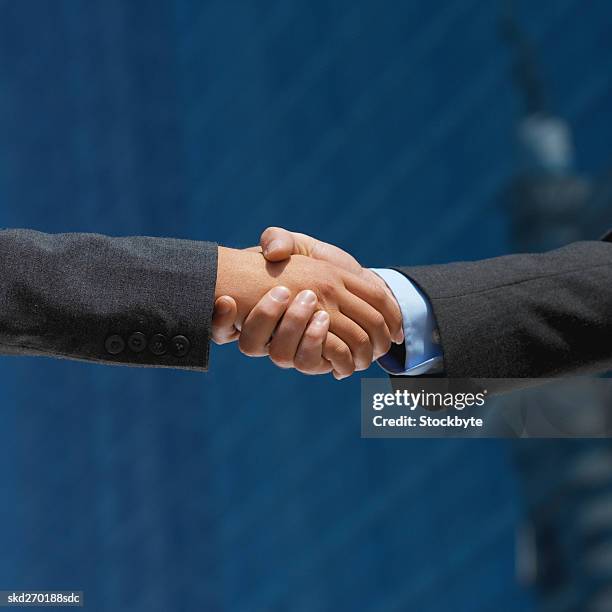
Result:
[372, 284, 387, 303]
[303, 324, 324, 343]
[293, 352, 312, 371]
[352, 333, 373, 370]
[240, 347, 258, 357]
[239, 336, 264, 357]
[269, 355, 294, 369]
[336, 361, 355, 376]
[332, 343, 351, 361]
[378, 335, 392, 356]
[268, 344, 293, 368]
[374, 327, 392, 355]
[261, 226, 278, 243]
[354, 330, 373, 352]
[317, 276, 337, 299]
[284, 308, 311, 328]
[259, 301, 279, 318]
[238, 336, 252, 355]
[371, 310, 386, 330]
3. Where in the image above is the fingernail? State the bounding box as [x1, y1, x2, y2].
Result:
[216, 299, 232, 315]
[297, 290, 317, 306]
[270, 286, 290, 302]
[313, 311, 329, 325]
[264, 240, 283, 256]
[395, 328, 405, 344]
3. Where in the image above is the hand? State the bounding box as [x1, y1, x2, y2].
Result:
[212, 286, 334, 375]
[214, 246, 401, 374]
[260, 227, 403, 346]
[212, 235, 403, 378]
[258, 228, 404, 373]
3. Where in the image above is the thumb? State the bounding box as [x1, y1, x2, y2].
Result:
[260, 226, 362, 275]
[260, 226, 305, 261]
[211, 296, 240, 344]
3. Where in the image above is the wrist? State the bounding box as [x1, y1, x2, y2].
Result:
[362, 268, 403, 340]
[215, 246, 276, 324]
[215, 246, 239, 299]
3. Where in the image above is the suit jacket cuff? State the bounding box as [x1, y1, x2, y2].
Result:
[0, 230, 218, 371]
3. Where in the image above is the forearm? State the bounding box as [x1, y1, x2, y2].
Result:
[396, 239, 612, 379]
[0, 229, 217, 370]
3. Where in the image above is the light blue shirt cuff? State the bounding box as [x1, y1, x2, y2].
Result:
[370, 268, 443, 376]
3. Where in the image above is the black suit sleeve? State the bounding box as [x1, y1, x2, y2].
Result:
[394, 233, 612, 380]
[0, 229, 218, 371]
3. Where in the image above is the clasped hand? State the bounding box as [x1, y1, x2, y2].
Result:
[212, 228, 403, 379]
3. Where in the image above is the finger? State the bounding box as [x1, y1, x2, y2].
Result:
[337, 291, 392, 360]
[260, 227, 362, 275]
[304, 234, 362, 274]
[328, 311, 374, 372]
[268, 289, 319, 367]
[238, 286, 291, 357]
[293, 311, 333, 374]
[212, 296, 239, 344]
[342, 272, 404, 345]
[322, 332, 355, 379]
[260, 227, 300, 261]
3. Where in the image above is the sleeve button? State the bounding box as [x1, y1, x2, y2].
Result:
[171, 335, 190, 357]
[105, 334, 125, 355]
[149, 334, 168, 356]
[128, 332, 147, 353]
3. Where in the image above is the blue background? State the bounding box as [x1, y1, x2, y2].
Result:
[0, 1, 611, 610]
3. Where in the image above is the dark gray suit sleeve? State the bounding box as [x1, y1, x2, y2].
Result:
[394, 233, 612, 379]
[0, 229, 218, 371]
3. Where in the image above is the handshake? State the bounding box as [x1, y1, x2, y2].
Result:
[212, 227, 404, 379]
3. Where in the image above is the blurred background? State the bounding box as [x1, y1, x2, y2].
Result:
[0, 1, 611, 610]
